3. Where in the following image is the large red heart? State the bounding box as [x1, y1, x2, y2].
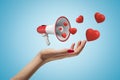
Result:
[86, 28, 100, 41]
[95, 12, 105, 23]
[76, 15, 83, 23]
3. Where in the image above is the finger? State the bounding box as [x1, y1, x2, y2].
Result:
[75, 40, 87, 55]
[55, 48, 74, 54]
[70, 43, 75, 49]
[78, 40, 86, 52]
[55, 49, 68, 54]
[75, 41, 81, 50]
[56, 42, 76, 54]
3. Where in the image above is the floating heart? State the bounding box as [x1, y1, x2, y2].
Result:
[86, 28, 100, 41]
[69, 28, 77, 35]
[95, 12, 105, 23]
[76, 15, 83, 23]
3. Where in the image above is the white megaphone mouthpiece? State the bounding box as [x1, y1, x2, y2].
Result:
[37, 16, 77, 45]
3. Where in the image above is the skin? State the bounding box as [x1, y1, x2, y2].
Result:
[11, 40, 86, 80]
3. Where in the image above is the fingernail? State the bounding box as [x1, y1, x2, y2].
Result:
[67, 49, 74, 53]
[79, 41, 81, 44]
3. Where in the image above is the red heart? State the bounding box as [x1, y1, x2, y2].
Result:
[69, 28, 77, 35]
[61, 33, 67, 38]
[76, 15, 83, 23]
[95, 12, 105, 23]
[63, 22, 68, 26]
[86, 28, 100, 41]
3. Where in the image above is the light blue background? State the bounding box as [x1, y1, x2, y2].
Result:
[0, 0, 120, 80]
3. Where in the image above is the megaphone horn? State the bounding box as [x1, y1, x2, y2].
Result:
[37, 16, 77, 45]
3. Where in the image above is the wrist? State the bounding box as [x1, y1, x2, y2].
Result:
[37, 53, 47, 65]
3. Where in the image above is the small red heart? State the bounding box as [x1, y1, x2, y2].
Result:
[63, 22, 68, 26]
[69, 28, 77, 35]
[59, 27, 62, 31]
[76, 15, 83, 23]
[61, 33, 67, 38]
[86, 28, 100, 41]
[95, 12, 105, 23]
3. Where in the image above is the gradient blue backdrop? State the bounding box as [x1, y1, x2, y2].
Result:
[0, 0, 120, 80]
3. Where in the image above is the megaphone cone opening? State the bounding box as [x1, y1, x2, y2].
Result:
[55, 16, 71, 42]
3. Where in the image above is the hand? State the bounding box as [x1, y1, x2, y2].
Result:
[40, 40, 87, 63]
[11, 40, 86, 80]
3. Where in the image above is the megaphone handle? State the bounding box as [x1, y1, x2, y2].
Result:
[42, 34, 50, 45]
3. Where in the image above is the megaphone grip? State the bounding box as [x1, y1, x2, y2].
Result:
[42, 34, 50, 45]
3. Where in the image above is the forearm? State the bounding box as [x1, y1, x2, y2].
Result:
[11, 53, 44, 80]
